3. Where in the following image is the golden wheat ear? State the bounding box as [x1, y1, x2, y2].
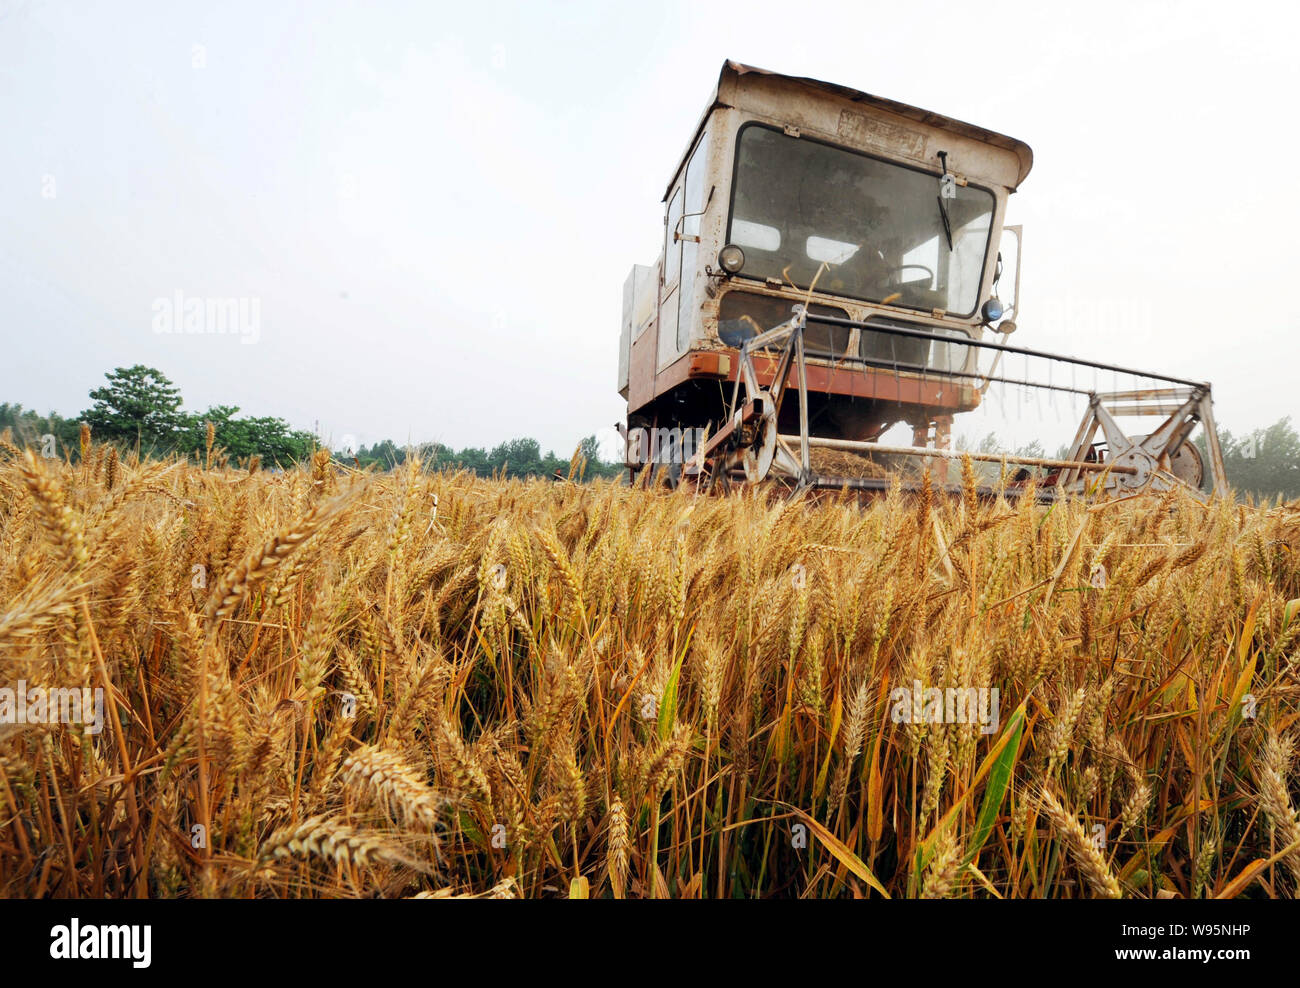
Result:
[201, 493, 353, 634]
[1039, 785, 1122, 898]
[18, 449, 89, 571]
[257, 814, 433, 875]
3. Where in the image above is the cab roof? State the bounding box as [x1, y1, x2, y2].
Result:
[664, 60, 1034, 200]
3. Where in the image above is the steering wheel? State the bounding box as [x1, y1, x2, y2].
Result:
[892, 264, 934, 286]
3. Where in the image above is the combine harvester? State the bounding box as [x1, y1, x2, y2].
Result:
[617, 61, 1227, 501]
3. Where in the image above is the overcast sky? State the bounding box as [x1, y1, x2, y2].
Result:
[2, 0, 1295, 459]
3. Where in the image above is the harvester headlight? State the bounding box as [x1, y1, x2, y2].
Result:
[980, 298, 1005, 324]
[718, 244, 745, 275]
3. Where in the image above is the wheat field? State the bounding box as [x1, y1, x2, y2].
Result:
[2, 433, 1300, 899]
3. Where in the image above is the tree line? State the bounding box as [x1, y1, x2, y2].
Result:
[1, 365, 622, 479]
[351, 436, 623, 479]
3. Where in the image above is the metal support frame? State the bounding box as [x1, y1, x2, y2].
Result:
[689, 304, 1229, 501]
[1058, 388, 1228, 498]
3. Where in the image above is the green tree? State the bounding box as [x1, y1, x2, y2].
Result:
[361, 439, 405, 467]
[576, 434, 612, 477]
[0, 403, 78, 459]
[423, 442, 455, 468]
[455, 446, 489, 474]
[81, 365, 184, 449]
[488, 438, 543, 477]
[1208, 417, 1300, 502]
[179, 404, 315, 466]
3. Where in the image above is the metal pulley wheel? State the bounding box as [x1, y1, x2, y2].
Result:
[1164, 440, 1205, 488]
[1107, 434, 1205, 492]
[1128, 432, 1206, 490]
[1107, 445, 1156, 490]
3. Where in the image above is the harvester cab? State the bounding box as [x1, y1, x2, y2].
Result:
[618, 61, 1227, 500]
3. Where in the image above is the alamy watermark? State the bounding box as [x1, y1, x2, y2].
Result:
[889, 680, 1001, 735]
[50, 919, 151, 968]
[0, 681, 104, 735]
[626, 426, 708, 466]
[152, 291, 261, 344]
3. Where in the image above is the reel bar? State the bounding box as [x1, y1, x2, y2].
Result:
[809, 312, 1208, 390]
[806, 351, 1096, 398]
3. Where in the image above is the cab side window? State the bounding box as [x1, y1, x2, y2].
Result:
[664, 187, 683, 289]
[677, 135, 708, 351]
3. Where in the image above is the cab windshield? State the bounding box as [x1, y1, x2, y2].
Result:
[727, 124, 995, 317]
